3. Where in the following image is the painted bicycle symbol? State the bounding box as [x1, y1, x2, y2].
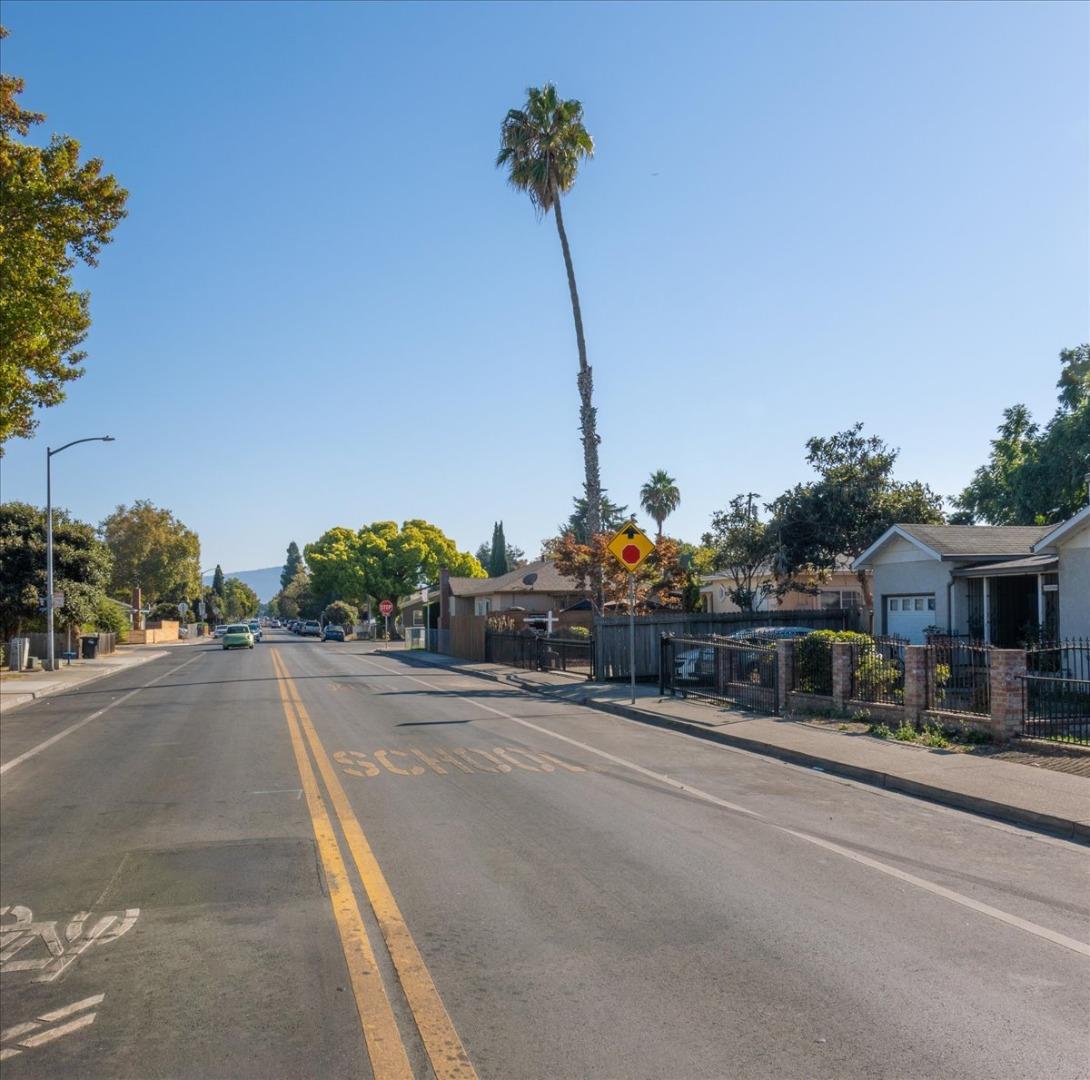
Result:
[0, 904, 140, 982]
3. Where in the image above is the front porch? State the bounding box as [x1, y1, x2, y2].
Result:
[954, 555, 1059, 646]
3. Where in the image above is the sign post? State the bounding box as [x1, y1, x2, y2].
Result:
[420, 587, 430, 650]
[379, 598, 394, 640]
[606, 521, 656, 704]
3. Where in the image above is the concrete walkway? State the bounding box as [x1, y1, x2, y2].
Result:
[0, 638, 203, 714]
[383, 647, 1090, 842]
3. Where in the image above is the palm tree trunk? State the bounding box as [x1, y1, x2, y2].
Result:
[553, 197, 601, 540]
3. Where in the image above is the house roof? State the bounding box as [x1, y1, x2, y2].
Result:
[951, 553, 1058, 578]
[1032, 504, 1090, 552]
[447, 560, 586, 598]
[853, 523, 1053, 569]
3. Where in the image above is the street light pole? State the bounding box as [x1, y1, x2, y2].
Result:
[46, 437, 114, 671]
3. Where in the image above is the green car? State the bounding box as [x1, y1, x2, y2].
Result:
[222, 623, 255, 650]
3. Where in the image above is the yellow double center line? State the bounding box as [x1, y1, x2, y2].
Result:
[270, 648, 476, 1080]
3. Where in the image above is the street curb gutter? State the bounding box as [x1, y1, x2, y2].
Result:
[384, 651, 1089, 844]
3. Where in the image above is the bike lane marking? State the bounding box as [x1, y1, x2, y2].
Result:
[269, 649, 412, 1080]
[272, 648, 478, 1080]
[357, 655, 1090, 960]
[0, 652, 205, 776]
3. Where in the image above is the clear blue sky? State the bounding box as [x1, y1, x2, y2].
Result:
[3, 0, 1087, 572]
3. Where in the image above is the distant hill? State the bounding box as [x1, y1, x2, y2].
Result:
[202, 566, 282, 603]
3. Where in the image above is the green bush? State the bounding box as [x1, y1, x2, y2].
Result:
[868, 722, 892, 739]
[565, 625, 591, 639]
[321, 600, 359, 629]
[93, 598, 129, 640]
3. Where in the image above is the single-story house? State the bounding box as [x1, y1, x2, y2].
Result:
[439, 560, 590, 621]
[700, 560, 866, 616]
[852, 509, 1089, 645]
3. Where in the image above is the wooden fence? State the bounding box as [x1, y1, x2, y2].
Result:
[594, 609, 861, 680]
[447, 615, 486, 661]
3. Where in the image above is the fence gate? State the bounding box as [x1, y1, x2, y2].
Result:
[1021, 639, 1090, 746]
[660, 634, 779, 715]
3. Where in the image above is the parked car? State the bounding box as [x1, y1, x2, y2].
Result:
[222, 624, 254, 650]
[212, 624, 228, 639]
[301, 620, 321, 637]
[673, 646, 717, 683]
[269, 619, 281, 629]
[322, 624, 346, 642]
[674, 627, 816, 683]
[248, 621, 262, 642]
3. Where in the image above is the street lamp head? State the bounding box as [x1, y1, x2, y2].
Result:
[102, 436, 115, 442]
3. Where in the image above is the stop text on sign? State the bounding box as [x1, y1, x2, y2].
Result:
[333, 745, 586, 778]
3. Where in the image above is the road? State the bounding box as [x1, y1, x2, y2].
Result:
[1, 631, 1087, 1079]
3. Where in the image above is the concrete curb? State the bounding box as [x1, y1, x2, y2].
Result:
[384, 650, 1089, 843]
[0, 647, 172, 713]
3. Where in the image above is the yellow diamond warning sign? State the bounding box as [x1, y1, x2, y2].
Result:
[606, 521, 655, 572]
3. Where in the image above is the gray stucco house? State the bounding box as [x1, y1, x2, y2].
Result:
[852, 506, 1089, 645]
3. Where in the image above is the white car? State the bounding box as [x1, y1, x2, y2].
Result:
[212, 624, 228, 639]
[248, 621, 262, 642]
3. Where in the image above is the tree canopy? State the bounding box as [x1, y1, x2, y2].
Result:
[100, 500, 200, 605]
[702, 495, 778, 612]
[306, 520, 485, 612]
[768, 424, 944, 609]
[555, 492, 629, 546]
[0, 27, 129, 449]
[0, 501, 112, 635]
[952, 345, 1090, 524]
[221, 577, 259, 622]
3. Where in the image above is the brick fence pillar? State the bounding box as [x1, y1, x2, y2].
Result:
[831, 641, 852, 709]
[989, 648, 1026, 743]
[777, 639, 795, 714]
[904, 645, 927, 724]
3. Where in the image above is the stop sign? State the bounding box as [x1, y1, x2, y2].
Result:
[379, 599, 394, 616]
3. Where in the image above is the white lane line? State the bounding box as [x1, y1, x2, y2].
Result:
[19, 1011, 97, 1047]
[0, 1022, 40, 1041]
[359, 656, 1090, 959]
[0, 653, 203, 776]
[250, 788, 303, 798]
[38, 994, 104, 1023]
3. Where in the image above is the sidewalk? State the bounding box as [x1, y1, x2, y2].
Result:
[381, 647, 1090, 842]
[0, 638, 201, 714]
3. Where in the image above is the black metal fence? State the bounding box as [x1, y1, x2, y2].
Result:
[660, 634, 779, 714]
[1022, 639, 1090, 744]
[484, 632, 594, 678]
[926, 640, 991, 716]
[851, 637, 906, 705]
[1021, 676, 1090, 745]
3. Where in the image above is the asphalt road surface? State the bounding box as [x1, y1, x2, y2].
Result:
[2, 632, 1087, 1079]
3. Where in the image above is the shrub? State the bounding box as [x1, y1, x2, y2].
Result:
[321, 600, 359, 629]
[93, 598, 129, 640]
[566, 625, 591, 639]
[893, 723, 918, 742]
[868, 722, 892, 739]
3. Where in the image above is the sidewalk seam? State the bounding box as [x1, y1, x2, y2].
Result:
[383, 650, 1088, 844]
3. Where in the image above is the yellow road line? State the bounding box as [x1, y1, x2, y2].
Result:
[273, 649, 478, 1080]
[269, 649, 412, 1080]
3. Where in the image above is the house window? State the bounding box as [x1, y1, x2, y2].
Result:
[474, 598, 491, 616]
[890, 599, 899, 611]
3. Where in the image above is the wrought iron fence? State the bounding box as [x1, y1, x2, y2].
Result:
[793, 634, 833, 695]
[484, 631, 594, 678]
[926, 640, 991, 716]
[850, 637, 906, 705]
[1026, 638, 1090, 681]
[660, 634, 779, 714]
[1021, 675, 1090, 745]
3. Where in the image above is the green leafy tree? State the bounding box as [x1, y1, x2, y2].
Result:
[278, 565, 321, 620]
[321, 600, 358, 629]
[768, 424, 944, 614]
[92, 596, 128, 639]
[100, 500, 200, 605]
[306, 520, 484, 615]
[498, 84, 602, 540]
[280, 541, 304, 589]
[476, 535, 525, 573]
[0, 27, 129, 449]
[640, 470, 681, 540]
[555, 492, 629, 546]
[952, 345, 1090, 524]
[0, 502, 112, 636]
[222, 577, 259, 622]
[702, 495, 778, 612]
[212, 564, 225, 596]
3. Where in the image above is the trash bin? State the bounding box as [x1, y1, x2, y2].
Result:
[81, 635, 100, 660]
[8, 637, 30, 671]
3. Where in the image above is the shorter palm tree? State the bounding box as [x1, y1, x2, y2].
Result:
[641, 470, 681, 540]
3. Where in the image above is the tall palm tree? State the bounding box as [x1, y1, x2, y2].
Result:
[497, 84, 601, 538]
[640, 470, 681, 540]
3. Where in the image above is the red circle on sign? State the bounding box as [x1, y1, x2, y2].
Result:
[379, 600, 393, 615]
[622, 544, 641, 565]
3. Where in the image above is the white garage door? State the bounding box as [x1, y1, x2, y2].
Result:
[886, 595, 935, 643]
